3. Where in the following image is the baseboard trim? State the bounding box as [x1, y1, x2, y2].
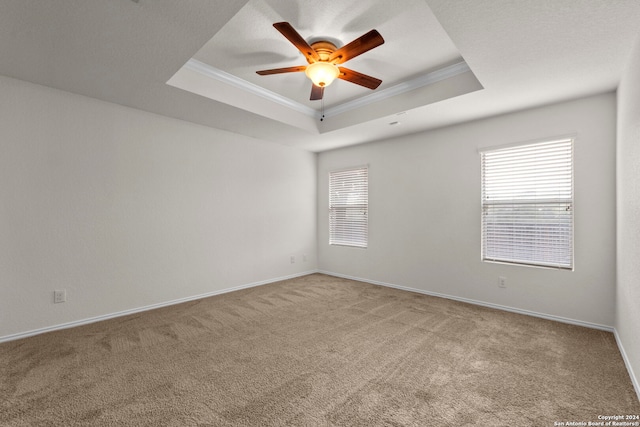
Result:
[6, 269, 634, 401]
[318, 270, 614, 332]
[613, 328, 640, 403]
[322, 271, 639, 403]
[0, 270, 318, 343]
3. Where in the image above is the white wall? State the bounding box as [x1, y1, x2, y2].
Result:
[0, 75, 317, 340]
[616, 35, 640, 396]
[318, 93, 616, 328]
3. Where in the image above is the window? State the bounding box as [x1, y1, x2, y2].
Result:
[481, 138, 574, 269]
[329, 167, 368, 248]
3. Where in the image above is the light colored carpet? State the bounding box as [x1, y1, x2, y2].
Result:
[1, 273, 638, 426]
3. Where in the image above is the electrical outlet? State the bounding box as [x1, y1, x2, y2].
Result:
[54, 289, 66, 303]
[498, 277, 507, 288]
[290, 256, 295, 264]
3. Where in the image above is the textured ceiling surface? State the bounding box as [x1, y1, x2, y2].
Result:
[192, 0, 462, 108]
[167, 0, 479, 135]
[1, 0, 640, 152]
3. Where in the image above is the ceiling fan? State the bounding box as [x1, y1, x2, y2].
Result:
[256, 22, 385, 101]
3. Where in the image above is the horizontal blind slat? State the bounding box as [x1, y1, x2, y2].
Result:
[481, 139, 573, 269]
[329, 167, 368, 248]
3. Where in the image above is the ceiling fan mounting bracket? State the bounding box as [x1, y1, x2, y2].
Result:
[309, 41, 338, 62]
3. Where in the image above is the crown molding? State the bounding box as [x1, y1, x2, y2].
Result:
[185, 59, 320, 119]
[323, 61, 471, 118]
[184, 59, 471, 120]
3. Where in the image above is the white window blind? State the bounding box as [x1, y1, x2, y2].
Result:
[329, 167, 368, 248]
[481, 138, 574, 269]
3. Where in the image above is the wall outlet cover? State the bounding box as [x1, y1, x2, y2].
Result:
[54, 289, 66, 303]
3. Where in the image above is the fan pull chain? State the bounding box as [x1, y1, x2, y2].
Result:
[320, 97, 325, 122]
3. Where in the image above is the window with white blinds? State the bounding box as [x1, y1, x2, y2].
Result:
[329, 167, 368, 248]
[481, 138, 574, 269]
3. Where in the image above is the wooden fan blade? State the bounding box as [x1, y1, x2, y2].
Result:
[329, 30, 384, 64]
[310, 84, 324, 101]
[273, 22, 319, 64]
[338, 67, 382, 89]
[256, 65, 307, 75]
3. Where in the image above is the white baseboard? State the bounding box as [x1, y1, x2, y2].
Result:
[318, 270, 614, 332]
[3, 269, 637, 403]
[0, 270, 318, 343]
[613, 328, 640, 403]
[319, 271, 640, 401]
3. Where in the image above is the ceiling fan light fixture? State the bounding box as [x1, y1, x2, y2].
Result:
[256, 23, 384, 100]
[305, 62, 340, 87]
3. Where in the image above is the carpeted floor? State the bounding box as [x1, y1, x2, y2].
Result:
[1, 273, 638, 426]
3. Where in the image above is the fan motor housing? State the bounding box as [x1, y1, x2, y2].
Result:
[310, 41, 338, 61]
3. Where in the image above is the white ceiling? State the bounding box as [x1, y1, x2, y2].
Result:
[167, 0, 481, 135]
[1, 0, 639, 152]
[191, 0, 464, 107]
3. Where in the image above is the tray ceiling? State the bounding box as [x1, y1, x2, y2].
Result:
[1, 1, 640, 151]
[167, 0, 482, 134]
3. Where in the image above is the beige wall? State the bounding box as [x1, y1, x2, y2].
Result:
[616, 34, 640, 398]
[318, 93, 617, 328]
[0, 75, 317, 339]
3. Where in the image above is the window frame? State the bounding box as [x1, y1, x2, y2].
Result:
[480, 137, 574, 270]
[328, 166, 368, 248]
